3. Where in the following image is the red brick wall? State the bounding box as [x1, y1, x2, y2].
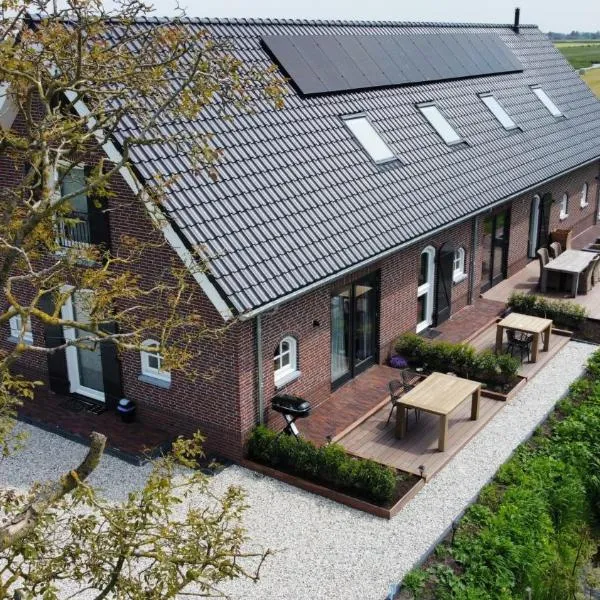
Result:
[507, 162, 600, 275]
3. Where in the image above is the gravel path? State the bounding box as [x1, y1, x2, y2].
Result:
[0, 340, 595, 600]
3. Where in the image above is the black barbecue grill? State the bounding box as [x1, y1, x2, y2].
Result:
[271, 394, 311, 438]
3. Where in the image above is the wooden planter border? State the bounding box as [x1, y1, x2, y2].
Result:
[240, 459, 425, 520]
[481, 375, 528, 402]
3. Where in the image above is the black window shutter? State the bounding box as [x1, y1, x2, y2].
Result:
[39, 293, 70, 395]
[85, 166, 111, 249]
[100, 321, 123, 410]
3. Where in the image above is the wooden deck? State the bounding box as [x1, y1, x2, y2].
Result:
[341, 392, 504, 479]
[337, 322, 571, 479]
[483, 224, 600, 319]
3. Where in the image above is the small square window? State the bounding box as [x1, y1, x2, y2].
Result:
[8, 314, 33, 344]
[531, 86, 563, 118]
[147, 354, 159, 370]
[342, 115, 397, 164]
[418, 104, 462, 145]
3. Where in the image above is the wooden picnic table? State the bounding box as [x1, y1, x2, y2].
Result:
[541, 249, 596, 297]
[395, 372, 481, 452]
[495, 312, 552, 363]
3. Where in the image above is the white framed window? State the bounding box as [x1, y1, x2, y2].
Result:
[560, 193, 569, 220]
[342, 114, 396, 164]
[531, 86, 563, 118]
[8, 314, 33, 344]
[581, 182, 589, 208]
[140, 339, 171, 384]
[453, 247, 467, 283]
[479, 94, 517, 130]
[418, 104, 462, 145]
[273, 336, 299, 387]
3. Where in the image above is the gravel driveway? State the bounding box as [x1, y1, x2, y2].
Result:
[0, 340, 595, 600]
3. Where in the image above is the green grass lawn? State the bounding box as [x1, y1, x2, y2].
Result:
[582, 68, 600, 98]
[555, 41, 600, 69]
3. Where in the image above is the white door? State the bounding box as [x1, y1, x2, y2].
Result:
[528, 195, 540, 258]
[416, 246, 436, 333]
[61, 291, 105, 402]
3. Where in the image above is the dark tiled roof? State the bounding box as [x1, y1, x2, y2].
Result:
[115, 18, 600, 313]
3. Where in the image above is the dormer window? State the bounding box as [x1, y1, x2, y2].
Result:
[479, 94, 517, 130]
[342, 114, 397, 164]
[417, 104, 462, 145]
[531, 86, 563, 117]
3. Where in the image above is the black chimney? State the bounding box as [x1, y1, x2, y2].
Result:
[513, 7, 520, 34]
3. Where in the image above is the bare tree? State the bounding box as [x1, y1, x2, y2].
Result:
[0, 0, 284, 596]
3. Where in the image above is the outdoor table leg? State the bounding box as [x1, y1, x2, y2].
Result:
[531, 332, 540, 362]
[541, 267, 548, 292]
[495, 325, 504, 354]
[543, 323, 552, 351]
[470, 387, 480, 421]
[571, 273, 579, 298]
[438, 415, 448, 452]
[395, 405, 407, 439]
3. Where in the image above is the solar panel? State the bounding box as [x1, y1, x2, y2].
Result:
[261, 32, 523, 96]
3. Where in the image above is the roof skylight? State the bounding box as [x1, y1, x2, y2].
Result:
[342, 115, 396, 164]
[531, 86, 563, 117]
[418, 104, 462, 145]
[479, 94, 517, 130]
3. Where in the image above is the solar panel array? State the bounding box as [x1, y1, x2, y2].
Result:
[261, 33, 523, 96]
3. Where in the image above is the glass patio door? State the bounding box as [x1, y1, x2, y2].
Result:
[331, 275, 378, 388]
[62, 290, 105, 402]
[481, 209, 510, 293]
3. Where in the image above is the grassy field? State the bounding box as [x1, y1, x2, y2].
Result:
[555, 41, 600, 69]
[582, 68, 600, 98]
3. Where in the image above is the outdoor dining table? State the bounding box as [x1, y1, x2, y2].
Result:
[540, 249, 597, 297]
[495, 312, 553, 363]
[395, 372, 481, 452]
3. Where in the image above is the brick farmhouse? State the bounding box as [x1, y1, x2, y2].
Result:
[2, 14, 600, 460]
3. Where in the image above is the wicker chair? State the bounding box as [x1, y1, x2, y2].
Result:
[549, 241, 562, 259]
[579, 254, 600, 294]
[537, 248, 560, 290]
[386, 379, 420, 425]
[506, 329, 533, 362]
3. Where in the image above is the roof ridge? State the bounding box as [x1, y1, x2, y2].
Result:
[102, 15, 539, 29]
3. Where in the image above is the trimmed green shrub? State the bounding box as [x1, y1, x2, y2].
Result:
[508, 292, 587, 329]
[247, 426, 397, 505]
[394, 333, 519, 388]
[401, 348, 600, 599]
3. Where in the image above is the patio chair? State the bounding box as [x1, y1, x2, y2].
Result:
[506, 329, 533, 362]
[537, 247, 560, 290]
[549, 241, 562, 259]
[578, 255, 600, 295]
[594, 255, 600, 285]
[386, 379, 421, 425]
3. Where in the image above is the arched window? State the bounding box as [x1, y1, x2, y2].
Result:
[559, 193, 569, 220]
[417, 246, 436, 333]
[140, 339, 171, 383]
[453, 247, 467, 283]
[581, 182, 589, 208]
[273, 336, 298, 387]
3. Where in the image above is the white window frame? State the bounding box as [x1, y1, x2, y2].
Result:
[417, 246, 436, 333]
[417, 103, 462, 146]
[528, 194, 541, 258]
[560, 193, 569, 221]
[273, 336, 299, 387]
[140, 338, 171, 384]
[531, 86, 563, 118]
[8, 314, 33, 344]
[54, 163, 92, 250]
[581, 182, 589, 208]
[453, 247, 467, 284]
[342, 114, 397, 164]
[479, 94, 517, 130]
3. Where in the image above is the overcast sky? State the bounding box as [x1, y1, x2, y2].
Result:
[145, 0, 597, 33]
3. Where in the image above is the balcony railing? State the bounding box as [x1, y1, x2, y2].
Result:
[56, 210, 92, 248]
